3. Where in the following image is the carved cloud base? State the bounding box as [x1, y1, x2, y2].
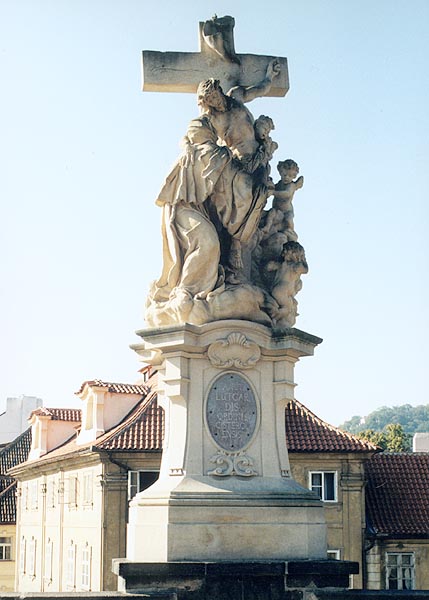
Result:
[127, 320, 326, 562]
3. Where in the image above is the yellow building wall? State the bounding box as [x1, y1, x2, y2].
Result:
[15, 451, 162, 592]
[16, 462, 104, 593]
[289, 452, 369, 589]
[0, 523, 15, 592]
[367, 540, 429, 590]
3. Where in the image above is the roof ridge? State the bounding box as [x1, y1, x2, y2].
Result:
[30, 407, 82, 421]
[75, 379, 149, 395]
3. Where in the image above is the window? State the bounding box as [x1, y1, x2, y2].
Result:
[44, 539, 53, 581]
[22, 483, 28, 511]
[0, 537, 12, 560]
[81, 544, 91, 590]
[28, 538, 36, 577]
[19, 537, 26, 574]
[386, 552, 415, 590]
[30, 481, 38, 510]
[327, 549, 341, 560]
[128, 470, 159, 501]
[309, 471, 337, 502]
[48, 480, 56, 508]
[68, 475, 78, 507]
[82, 472, 93, 506]
[66, 542, 76, 589]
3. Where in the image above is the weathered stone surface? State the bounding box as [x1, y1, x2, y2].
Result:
[206, 372, 257, 452]
[113, 560, 360, 598]
[142, 15, 306, 330]
[128, 321, 326, 563]
[142, 16, 288, 96]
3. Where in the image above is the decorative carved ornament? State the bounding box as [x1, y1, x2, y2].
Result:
[207, 333, 261, 369]
[207, 450, 257, 477]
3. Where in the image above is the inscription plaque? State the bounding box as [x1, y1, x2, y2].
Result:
[206, 373, 257, 452]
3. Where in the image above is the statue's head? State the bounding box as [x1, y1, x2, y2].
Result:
[277, 159, 299, 182]
[282, 241, 308, 271]
[197, 79, 227, 112]
[254, 115, 274, 141]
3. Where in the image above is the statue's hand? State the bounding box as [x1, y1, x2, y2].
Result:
[266, 58, 281, 81]
[295, 175, 304, 189]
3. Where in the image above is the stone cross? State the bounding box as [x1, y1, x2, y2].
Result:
[142, 15, 289, 97]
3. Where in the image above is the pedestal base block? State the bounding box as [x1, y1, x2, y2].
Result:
[113, 560, 359, 599]
[127, 475, 326, 562]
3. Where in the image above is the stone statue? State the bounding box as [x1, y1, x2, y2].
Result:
[144, 17, 307, 331]
[260, 159, 303, 243]
[262, 241, 308, 329]
[202, 15, 241, 64]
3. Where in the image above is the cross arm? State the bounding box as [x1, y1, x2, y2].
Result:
[142, 51, 289, 97]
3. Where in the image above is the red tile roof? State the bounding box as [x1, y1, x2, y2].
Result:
[94, 391, 163, 452]
[0, 428, 32, 474]
[19, 374, 162, 465]
[76, 380, 149, 395]
[285, 399, 379, 453]
[0, 428, 32, 524]
[16, 378, 380, 470]
[366, 453, 429, 537]
[0, 482, 17, 524]
[30, 407, 82, 421]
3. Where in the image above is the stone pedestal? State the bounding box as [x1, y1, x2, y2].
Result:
[113, 560, 360, 599]
[127, 320, 327, 562]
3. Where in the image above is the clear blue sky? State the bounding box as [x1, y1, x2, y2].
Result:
[1, 0, 428, 427]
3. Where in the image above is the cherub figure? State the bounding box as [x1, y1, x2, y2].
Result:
[263, 241, 308, 329]
[248, 115, 278, 195]
[254, 115, 278, 165]
[260, 159, 304, 241]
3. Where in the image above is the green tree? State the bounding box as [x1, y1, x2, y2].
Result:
[357, 429, 387, 450]
[357, 423, 411, 452]
[340, 404, 429, 436]
[384, 423, 411, 452]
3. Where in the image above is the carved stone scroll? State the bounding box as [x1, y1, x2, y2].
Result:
[207, 450, 257, 477]
[207, 333, 261, 369]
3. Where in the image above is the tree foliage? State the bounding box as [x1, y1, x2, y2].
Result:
[340, 404, 429, 436]
[357, 424, 412, 452]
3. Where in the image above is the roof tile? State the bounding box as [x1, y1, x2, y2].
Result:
[366, 453, 429, 537]
[0, 428, 32, 524]
[76, 380, 149, 395]
[285, 399, 378, 452]
[94, 392, 163, 452]
[30, 407, 81, 422]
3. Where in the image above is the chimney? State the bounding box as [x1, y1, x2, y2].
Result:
[413, 433, 429, 453]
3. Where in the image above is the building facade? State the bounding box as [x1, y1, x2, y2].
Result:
[285, 398, 377, 589]
[11, 381, 429, 593]
[0, 428, 32, 591]
[10, 378, 162, 593]
[365, 452, 429, 590]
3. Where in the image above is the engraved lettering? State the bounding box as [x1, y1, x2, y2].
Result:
[206, 373, 257, 451]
